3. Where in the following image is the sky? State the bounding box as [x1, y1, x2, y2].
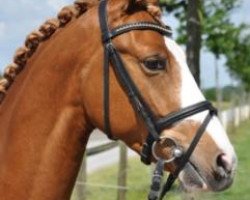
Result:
[0, 0, 249, 89]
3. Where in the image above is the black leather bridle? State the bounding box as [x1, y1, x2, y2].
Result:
[98, 0, 217, 199]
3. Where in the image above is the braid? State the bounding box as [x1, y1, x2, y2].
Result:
[4, 63, 19, 82]
[0, 0, 98, 104]
[74, 0, 89, 14]
[25, 31, 44, 52]
[58, 6, 78, 26]
[13, 47, 30, 69]
[39, 18, 60, 39]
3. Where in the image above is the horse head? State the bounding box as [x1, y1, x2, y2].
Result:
[0, 0, 237, 198]
[82, 0, 237, 192]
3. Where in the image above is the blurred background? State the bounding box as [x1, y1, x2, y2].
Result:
[0, 0, 250, 200]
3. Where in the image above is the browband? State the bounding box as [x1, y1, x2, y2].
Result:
[102, 22, 172, 42]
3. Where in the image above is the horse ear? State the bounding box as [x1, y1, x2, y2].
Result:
[74, 0, 98, 12]
[129, 0, 161, 18]
[111, 0, 161, 19]
[134, 0, 159, 6]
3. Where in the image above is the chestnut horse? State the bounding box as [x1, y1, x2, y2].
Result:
[0, 0, 236, 199]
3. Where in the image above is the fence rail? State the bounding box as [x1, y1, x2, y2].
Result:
[86, 141, 118, 156]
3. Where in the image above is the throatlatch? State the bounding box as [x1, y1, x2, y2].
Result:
[98, 0, 218, 199]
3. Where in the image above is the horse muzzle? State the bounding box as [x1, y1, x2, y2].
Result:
[152, 134, 237, 193]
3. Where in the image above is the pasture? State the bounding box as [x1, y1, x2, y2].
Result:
[71, 120, 250, 200]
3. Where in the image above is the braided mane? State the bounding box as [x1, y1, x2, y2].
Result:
[0, 0, 97, 104]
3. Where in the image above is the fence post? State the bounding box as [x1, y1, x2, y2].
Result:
[77, 153, 87, 200]
[117, 142, 127, 200]
[230, 96, 236, 130]
[248, 93, 250, 119]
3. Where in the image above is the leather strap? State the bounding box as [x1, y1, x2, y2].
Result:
[103, 43, 113, 139]
[99, 0, 111, 43]
[99, 0, 113, 139]
[108, 43, 160, 140]
[156, 101, 217, 131]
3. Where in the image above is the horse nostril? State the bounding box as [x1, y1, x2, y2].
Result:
[216, 153, 233, 175]
[213, 153, 236, 190]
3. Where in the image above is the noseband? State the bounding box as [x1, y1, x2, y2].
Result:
[98, 0, 217, 199]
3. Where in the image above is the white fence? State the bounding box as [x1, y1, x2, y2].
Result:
[220, 104, 250, 129]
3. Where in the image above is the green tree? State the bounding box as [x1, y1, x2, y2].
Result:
[226, 32, 250, 90]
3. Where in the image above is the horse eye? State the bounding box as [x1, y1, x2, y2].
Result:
[143, 58, 167, 71]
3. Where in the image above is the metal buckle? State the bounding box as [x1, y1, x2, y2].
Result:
[152, 137, 183, 164]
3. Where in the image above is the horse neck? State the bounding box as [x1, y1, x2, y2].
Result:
[0, 15, 96, 200]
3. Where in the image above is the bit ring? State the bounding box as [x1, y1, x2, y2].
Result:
[152, 137, 183, 164]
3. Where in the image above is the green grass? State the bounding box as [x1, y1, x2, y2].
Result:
[71, 120, 250, 200]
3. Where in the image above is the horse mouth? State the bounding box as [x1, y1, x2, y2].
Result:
[178, 162, 209, 192]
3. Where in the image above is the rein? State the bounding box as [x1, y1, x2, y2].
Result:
[98, 0, 217, 199]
